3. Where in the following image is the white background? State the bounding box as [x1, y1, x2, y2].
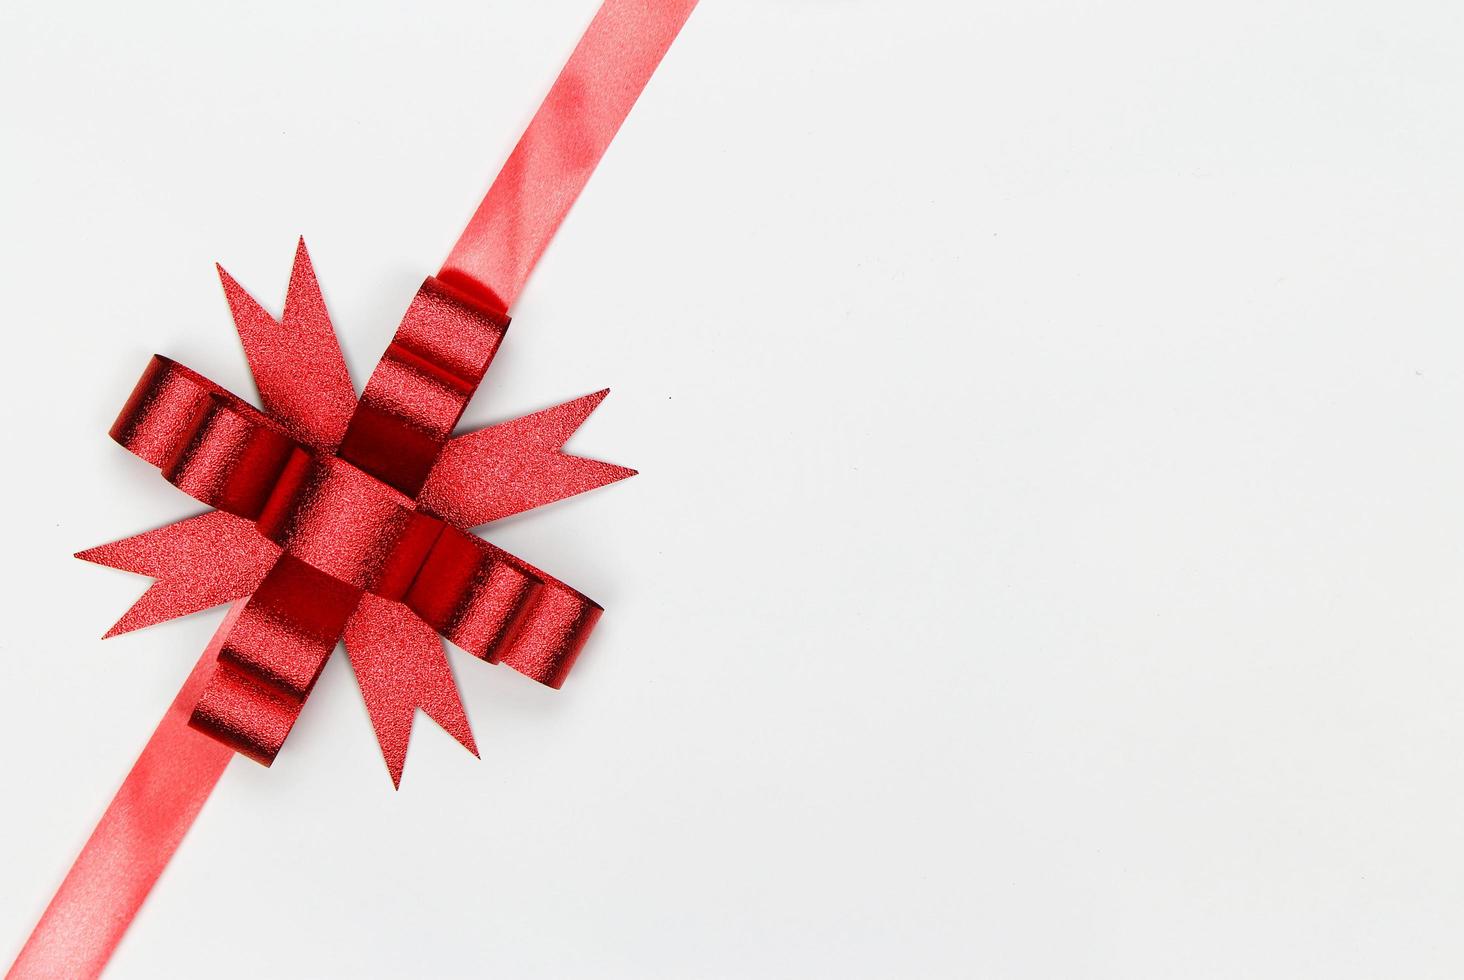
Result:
[4, 1, 1464, 977]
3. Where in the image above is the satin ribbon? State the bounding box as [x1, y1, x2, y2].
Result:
[8, 603, 243, 980]
[8, 1, 698, 976]
[442, 0, 700, 310]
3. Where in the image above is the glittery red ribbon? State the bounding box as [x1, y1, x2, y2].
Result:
[9, 2, 697, 976]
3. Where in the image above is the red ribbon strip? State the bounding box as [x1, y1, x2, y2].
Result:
[442, 0, 700, 309]
[8, 603, 243, 980]
[9, 1, 698, 977]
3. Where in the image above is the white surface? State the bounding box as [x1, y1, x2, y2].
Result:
[3, 1, 1464, 977]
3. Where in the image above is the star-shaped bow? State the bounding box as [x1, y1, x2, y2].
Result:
[79, 240, 634, 785]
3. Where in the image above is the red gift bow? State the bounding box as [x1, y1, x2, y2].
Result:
[9, 2, 698, 977]
[81, 242, 634, 784]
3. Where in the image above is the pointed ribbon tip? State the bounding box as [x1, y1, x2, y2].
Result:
[418, 390, 637, 527]
[79, 512, 281, 638]
[343, 592, 478, 785]
[218, 241, 356, 451]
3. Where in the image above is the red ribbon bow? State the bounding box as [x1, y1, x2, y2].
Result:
[80, 240, 634, 784]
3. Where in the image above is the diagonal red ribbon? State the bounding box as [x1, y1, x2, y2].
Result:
[8, 602, 243, 980]
[442, 0, 700, 309]
[8, 1, 698, 976]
